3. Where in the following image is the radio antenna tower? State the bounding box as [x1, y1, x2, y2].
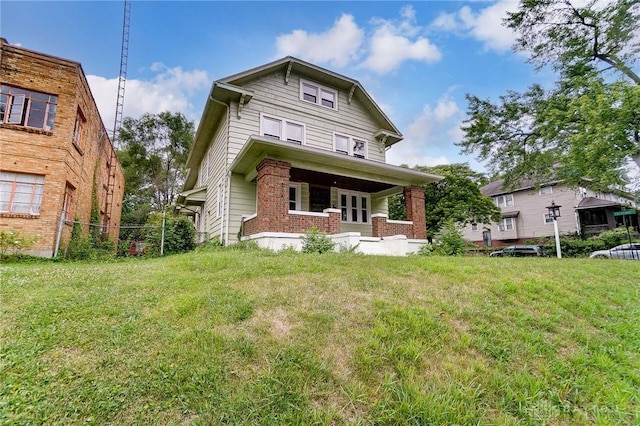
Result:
[104, 0, 130, 235]
[112, 0, 131, 146]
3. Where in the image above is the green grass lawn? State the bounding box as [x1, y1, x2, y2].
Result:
[2, 250, 639, 425]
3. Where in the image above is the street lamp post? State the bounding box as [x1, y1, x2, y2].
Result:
[546, 201, 562, 258]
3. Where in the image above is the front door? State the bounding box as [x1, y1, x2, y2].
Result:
[482, 229, 492, 247]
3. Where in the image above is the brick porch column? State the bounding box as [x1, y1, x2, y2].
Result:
[371, 214, 388, 237]
[256, 158, 291, 233]
[403, 185, 426, 239]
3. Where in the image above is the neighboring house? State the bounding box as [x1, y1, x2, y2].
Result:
[462, 179, 639, 246]
[178, 57, 441, 255]
[0, 38, 125, 257]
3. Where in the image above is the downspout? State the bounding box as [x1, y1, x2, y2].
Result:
[209, 95, 230, 244]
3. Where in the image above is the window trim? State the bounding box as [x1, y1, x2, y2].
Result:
[72, 108, 86, 153]
[259, 113, 306, 145]
[498, 217, 514, 231]
[299, 79, 338, 110]
[544, 213, 554, 224]
[288, 183, 301, 211]
[333, 132, 368, 159]
[0, 171, 45, 215]
[338, 189, 370, 224]
[494, 194, 514, 208]
[539, 186, 553, 196]
[0, 85, 57, 131]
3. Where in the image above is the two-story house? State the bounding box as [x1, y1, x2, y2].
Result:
[462, 179, 639, 246]
[178, 57, 441, 255]
[0, 39, 125, 257]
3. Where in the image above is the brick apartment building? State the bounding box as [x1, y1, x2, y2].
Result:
[0, 38, 124, 257]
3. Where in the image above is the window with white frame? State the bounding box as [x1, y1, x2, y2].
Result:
[494, 194, 514, 207]
[0, 171, 45, 215]
[334, 133, 367, 159]
[260, 114, 305, 144]
[289, 184, 301, 211]
[339, 190, 369, 224]
[0, 85, 58, 131]
[498, 217, 514, 231]
[539, 186, 552, 195]
[544, 213, 554, 224]
[300, 79, 337, 110]
[471, 223, 478, 231]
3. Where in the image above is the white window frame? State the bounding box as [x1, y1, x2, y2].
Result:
[259, 113, 306, 145]
[544, 213, 554, 224]
[288, 183, 301, 211]
[498, 217, 514, 231]
[333, 132, 368, 159]
[299, 79, 338, 110]
[338, 189, 370, 224]
[471, 223, 478, 231]
[539, 186, 553, 196]
[0, 85, 58, 131]
[494, 194, 514, 208]
[0, 171, 45, 215]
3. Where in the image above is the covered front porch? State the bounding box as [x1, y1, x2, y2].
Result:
[231, 137, 441, 255]
[576, 197, 640, 236]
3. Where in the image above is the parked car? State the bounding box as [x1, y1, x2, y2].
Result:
[489, 245, 545, 257]
[588, 243, 640, 260]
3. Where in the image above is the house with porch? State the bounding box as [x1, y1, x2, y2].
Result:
[461, 179, 639, 246]
[178, 57, 441, 255]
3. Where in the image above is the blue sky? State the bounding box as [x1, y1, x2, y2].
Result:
[1, 0, 553, 171]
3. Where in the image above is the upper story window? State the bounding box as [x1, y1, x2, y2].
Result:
[300, 79, 337, 110]
[260, 113, 305, 145]
[498, 217, 514, 231]
[0, 171, 45, 215]
[339, 190, 370, 224]
[72, 108, 86, 152]
[539, 186, 552, 195]
[334, 133, 367, 159]
[0, 85, 57, 131]
[494, 194, 514, 208]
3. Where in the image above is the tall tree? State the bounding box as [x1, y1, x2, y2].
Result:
[388, 163, 501, 236]
[459, 0, 640, 191]
[118, 111, 194, 223]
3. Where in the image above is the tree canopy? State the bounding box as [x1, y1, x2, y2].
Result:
[459, 0, 640, 191]
[389, 163, 501, 236]
[117, 111, 194, 225]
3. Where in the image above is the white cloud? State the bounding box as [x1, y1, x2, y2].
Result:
[361, 6, 441, 74]
[87, 64, 210, 134]
[275, 14, 364, 67]
[430, 0, 518, 52]
[386, 94, 466, 167]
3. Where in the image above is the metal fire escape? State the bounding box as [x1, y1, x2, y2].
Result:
[103, 0, 130, 235]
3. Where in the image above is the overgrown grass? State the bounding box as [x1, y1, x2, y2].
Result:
[2, 251, 639, 425]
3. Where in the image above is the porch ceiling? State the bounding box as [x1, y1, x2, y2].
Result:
[230, 136, 442, 189]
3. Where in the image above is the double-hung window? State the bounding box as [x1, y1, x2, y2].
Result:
[260, 114, 305, 145]
[544, 213, 554, 224]
[300, 79, 337, 110]
[339, 190, 370, 224]
[494, 194, 514, 207]
[0, 85, 57, 131]
[289, 184, 301, 211]
[334, 133, 367, 159]
[499, 217, 514, 231]
[539, 186, 552, 196]
[0, 172, 45, 215]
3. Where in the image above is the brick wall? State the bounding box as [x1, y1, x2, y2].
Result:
[255, 158, 290, 233]
[404, 185, 427, 239]
[0, 40, 124, 257]
[372, 215, 414, 238]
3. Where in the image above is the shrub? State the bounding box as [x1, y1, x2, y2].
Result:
[430, 222, 468, 256]
[0, 230, 40, 259]
[144, 212, 196, 256]
[301, 228, 335, 254]
[596, 227, 635, 248]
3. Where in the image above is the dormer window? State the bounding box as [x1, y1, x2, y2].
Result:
[300, 79, 337, 110]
